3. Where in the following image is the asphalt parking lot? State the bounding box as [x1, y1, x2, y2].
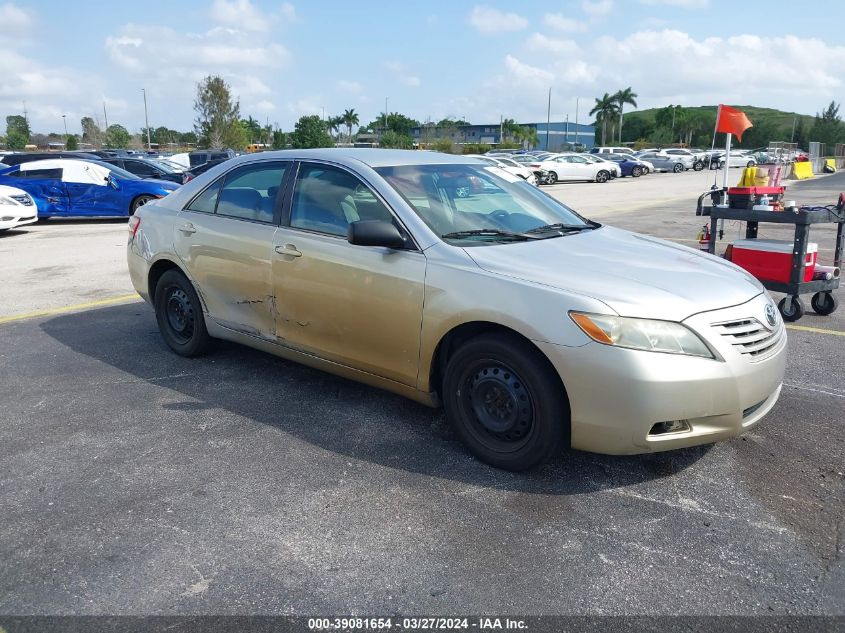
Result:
[0, 170, 842, 616]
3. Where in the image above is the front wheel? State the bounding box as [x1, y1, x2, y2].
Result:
[131, 195, 155, 214]
[672, 163, 684, 173]
[778, 296, 805, 322]
[693, 160, 705, 171]
[442, 332, 568, 471]
[545, 171, 557, 185]
[595, 170, 610, 183]
[746, 160, 756, 168]
[154, 269, 212, 356]
[811, 292, 839, 316]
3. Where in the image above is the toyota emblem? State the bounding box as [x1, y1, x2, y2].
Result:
[765, 303, 778, 328]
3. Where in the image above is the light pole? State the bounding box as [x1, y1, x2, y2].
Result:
[142, 88, 151, 151]
[383, 97, 389, 138]
[62, 115, 68, 148]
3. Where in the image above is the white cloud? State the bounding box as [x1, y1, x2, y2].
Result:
[210, 0, 268, 32]
[504, 55, 554, 84]
[0, 2, 32, 29]
[582, 0, 614, 17]
[254, 100, 276, 113]
[468, 5, 528, 34]
[639, 0, 708, 6]
[279, 2, 299, 24]
[337, 80, 363, 93]
[526, 33, 579, 55]
[543, 13, 587, 32]
[383, 61, 421, 87]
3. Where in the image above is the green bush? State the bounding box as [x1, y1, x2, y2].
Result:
[432, 138, 454, 153]
[460, 143, 492, 155]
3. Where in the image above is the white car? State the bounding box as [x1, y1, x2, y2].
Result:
[466, 155, 537, 185]
[0, 184, 37, 231]
[590, 146, 635, 156]
[532, 154, 617, 183]
[576, 153, 623, 177]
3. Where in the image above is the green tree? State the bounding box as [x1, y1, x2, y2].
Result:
[240, 116, 262, 144]
[80, 117, 103, 147]
[326, 115, 344, 141]
[105, 124, 131, 149]
[272, 129, 288, 149]
[613, 87, 638, 144]
[65, 135, 78, 150]
[179, 131, 198, 145]
[342, 108, 359, 141]
[5, 115, 31, 150]
[809, 101, 844, 149]
[380, 130, 413, 149]
[369, 112, 419, 137]
[589, 94, 619, 146]
[516, 125, 539, 149]
[290, 115, 334, 148]
[193, 75, 244, 149]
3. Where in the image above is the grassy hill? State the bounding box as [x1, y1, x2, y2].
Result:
[620, 105, 816, 149]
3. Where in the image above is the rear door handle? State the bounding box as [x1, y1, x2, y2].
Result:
[275, 244, 302, 257]
[178, 223, 197, 235]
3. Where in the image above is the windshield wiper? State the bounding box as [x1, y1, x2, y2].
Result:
[526, 222, 599, 234]
[441, 228, 540, 241]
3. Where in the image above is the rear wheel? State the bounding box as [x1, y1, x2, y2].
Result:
[131, 195, 155, 214]
[632, 166, 643, 177]
[442, 332, 568, 471]
[746, 161, 756, 168]
[595, 170, 610, 183]
[693, 160, 705, 171]
[154, 269, 212, 356]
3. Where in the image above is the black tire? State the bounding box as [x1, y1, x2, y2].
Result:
[810, 291, 839, 316]
[632, 166, 643, 177]
[693, 160, 705, 171]
[672, 163, 684, 173]
[778, 296, 805, 322]
[154, 269, 212, 356]
[131, 195, 155, 214]
[442, 332, 568, 471]
[546, 171, 557, 185]
[595, 170, 610, 183]
[746, 160, 756, 168]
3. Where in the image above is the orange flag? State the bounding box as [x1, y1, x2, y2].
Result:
[716, 105, 753, 141]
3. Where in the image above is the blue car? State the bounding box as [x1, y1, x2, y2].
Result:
[0, 158, 178, 218]
[594, 153, 647, 177]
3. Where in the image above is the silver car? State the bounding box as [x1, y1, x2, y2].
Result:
[127, 149, 786, 470]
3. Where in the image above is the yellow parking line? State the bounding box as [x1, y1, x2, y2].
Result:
[786, 324, 845, 337]
[0, 294, 141, 325]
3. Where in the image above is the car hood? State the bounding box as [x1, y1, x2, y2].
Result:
[463, 225, 763, 321]
[134, 178, 179, 191]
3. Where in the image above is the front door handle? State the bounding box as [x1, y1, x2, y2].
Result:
[178, 223, 197, 235]
[275, 243, 302, 257]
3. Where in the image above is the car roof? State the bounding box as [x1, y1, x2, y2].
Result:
[226, 148, 481, 169]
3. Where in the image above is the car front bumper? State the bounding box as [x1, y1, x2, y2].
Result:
[534, 294, 787, 455]
[0, 209, 38, 230]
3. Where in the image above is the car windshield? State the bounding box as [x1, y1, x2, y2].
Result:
[149, 160, 180, 173]
[376, 163, 597, 244]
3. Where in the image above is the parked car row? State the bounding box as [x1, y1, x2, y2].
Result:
[0, 149, 240, 228]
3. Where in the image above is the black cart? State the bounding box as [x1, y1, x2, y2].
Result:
[702, 205, 843, 321]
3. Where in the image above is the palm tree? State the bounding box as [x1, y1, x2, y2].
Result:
[500, 118, 521, 143]
[516, 125, 539, 149]
[326, 115, 343, 141]
[342, 108, 359, 142]
[589, 93, 619, 146]
[614, 87, 638, 143]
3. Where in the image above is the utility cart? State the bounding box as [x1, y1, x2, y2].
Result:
[700, 203, 843, 321]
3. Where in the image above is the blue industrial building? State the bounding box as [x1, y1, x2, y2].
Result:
[409, 121, 596, 151]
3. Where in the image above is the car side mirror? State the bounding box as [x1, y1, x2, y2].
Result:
[347, 220, 406, 249]
[106, 175, 119, 190]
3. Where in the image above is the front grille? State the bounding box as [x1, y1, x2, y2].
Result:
[10, 194, 32, 206]
[711, 318, 784, 359]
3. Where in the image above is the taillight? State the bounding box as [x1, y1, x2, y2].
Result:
[128, 216, 141, 239]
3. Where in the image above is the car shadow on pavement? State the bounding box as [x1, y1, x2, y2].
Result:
[40, 303, 709, 495]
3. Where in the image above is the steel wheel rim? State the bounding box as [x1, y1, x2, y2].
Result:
[460, 361, 535, 452]
[165, 287, 195, 342]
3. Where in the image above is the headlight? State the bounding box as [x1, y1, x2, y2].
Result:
[570, 312, 714, 359]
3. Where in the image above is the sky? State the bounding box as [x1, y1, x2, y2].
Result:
[2, 0, 844, 135]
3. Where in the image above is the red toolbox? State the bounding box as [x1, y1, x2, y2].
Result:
[731, 239, 817, 283]
[728, 186, 785, 210]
